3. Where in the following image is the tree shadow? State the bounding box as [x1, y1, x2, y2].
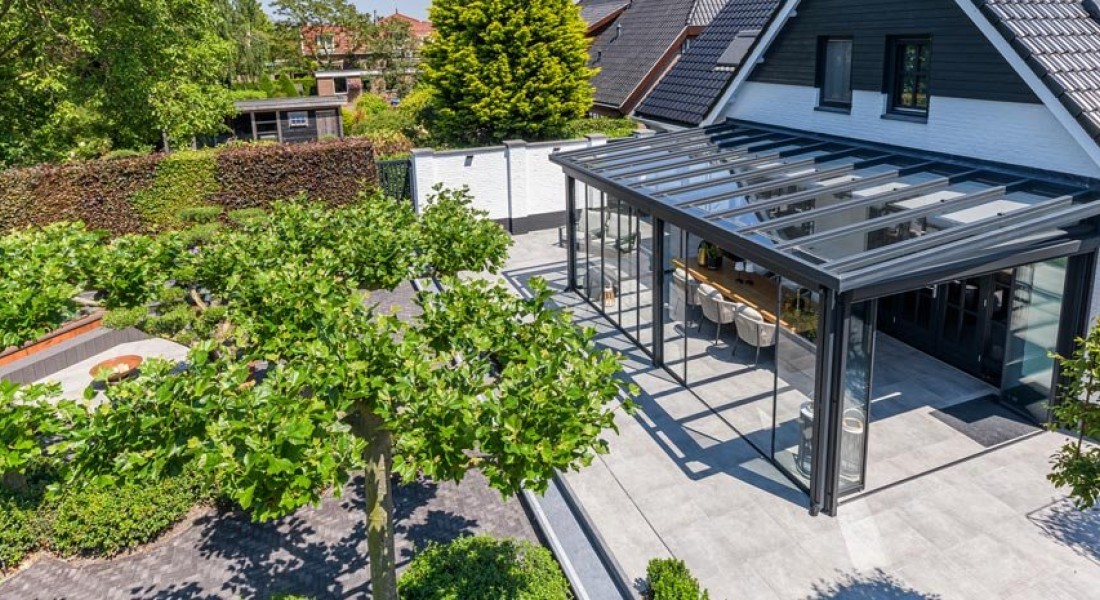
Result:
[1029, 498, 1100, 565]
[128, 581, 221, 600]
[804, 570, 940, 599]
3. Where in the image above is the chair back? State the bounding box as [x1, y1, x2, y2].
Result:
[735, 306, 776, 347]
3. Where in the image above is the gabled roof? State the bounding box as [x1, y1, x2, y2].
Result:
[379, 11, 434, 39]
[635, 0, 779, 126]
[578, 0, 631, 33]
[583, 0, 732, 112]
[234, 97, 347, 113]
[980, 0, 1100, 142]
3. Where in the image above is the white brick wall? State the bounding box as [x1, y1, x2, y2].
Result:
[411, 136, 609, 230]
[722, 82, 1100, 178]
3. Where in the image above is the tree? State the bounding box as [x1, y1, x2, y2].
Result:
[2, 188, 635, 599]
[366, 18, 420, 96]
[1050, 319, 1100, 509]
[271, 0, 375, 70]
[216, 0, 274, 83]
[0, 0, 235, 165]
[422, 0, 596, 144]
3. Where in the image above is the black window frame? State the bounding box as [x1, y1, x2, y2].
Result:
[334, 76, 348, 94]
[816, 36, 854, 112]
[884, 35, 933, 119]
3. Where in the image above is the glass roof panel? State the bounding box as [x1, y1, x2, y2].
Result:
[549, 121, 1100, 291]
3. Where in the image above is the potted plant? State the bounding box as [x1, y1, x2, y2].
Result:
[698, 241, 723, 271]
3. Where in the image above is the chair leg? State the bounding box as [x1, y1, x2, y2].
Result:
[731, 337, 738, 356]
[754, 346, 761, 365]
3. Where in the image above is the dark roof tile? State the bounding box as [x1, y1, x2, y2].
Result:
[980, 0, 1100, 141]
[635, 0, 780, 125]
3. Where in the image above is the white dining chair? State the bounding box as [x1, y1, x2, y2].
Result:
[733, 305, 778, 364]
[699, 287, 742, 343]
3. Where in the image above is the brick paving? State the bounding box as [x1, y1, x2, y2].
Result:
[0, 471, 537, 600]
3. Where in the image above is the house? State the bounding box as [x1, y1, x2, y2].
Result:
[634, 0, 780, 128]
[378, 11, 434, 42]
[553, 0, 1100, 516]
[315, 69, 367, 103]
[299, 12, 431, 71]
[230, 97, 345, 143]
[579, 0, 733, 116]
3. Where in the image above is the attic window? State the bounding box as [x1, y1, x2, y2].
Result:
[715, 29, 760, 72]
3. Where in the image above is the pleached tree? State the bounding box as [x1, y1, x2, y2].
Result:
[1, 187, 635, 599]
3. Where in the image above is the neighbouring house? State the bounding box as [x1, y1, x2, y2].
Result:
[299, 12, 431, 71]
[378, 11, 434, 43]
[231, 97, 345, 143]
[553, 0, 1100, 517]
[315, 69, 367, 103]
[634, 0, 780, 128]
[579, 0, 733, 117]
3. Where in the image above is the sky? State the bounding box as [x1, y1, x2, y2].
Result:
[264, 1, 431, 21]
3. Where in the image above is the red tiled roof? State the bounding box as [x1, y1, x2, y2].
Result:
[380, 11, 434, 39]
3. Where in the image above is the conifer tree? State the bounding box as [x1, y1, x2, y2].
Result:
[422, 0, 596, 144]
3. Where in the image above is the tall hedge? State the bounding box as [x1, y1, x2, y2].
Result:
[0, 139, 379, 236]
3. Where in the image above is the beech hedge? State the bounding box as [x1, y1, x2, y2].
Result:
[0, 139, 379, 236]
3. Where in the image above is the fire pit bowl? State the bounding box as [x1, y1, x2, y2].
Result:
[89, 355, 144, 382]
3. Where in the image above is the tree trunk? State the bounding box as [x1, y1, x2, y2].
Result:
[360, 405, 399, 600]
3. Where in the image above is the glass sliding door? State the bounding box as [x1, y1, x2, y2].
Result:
[578, 184, 604, 303]
[839, 301, 875, 494]
[1003, 258, 1068, 423]
[662, 223, 688, 382]
[773, 282, 820, 488]
[637, 210, 654, 349]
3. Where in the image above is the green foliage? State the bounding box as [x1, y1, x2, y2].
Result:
[179, 205, 224, 224]
[1, 139, 380, 236]
[130, 150, 220, 229]
[646, 558, 710, 600]
[1050, 318, 1100, 509]
[103, 148, 152, 161]
[90, 235, 173, 310]
[276, 73, 300, 97]
[0, 0, 235, 167]
[564, 117, 638, 140]
[218, 0, 274, 83]
[418, 185, 512, 278]
[227, 208, 269, 228]
[230, 88, 269, 101]
[0, 223, 100, 348]
[0, 465, 214, 570]
[102, 307, 149, 330]
[47, 469, 212, 557]
[422, 0, 595, 144]
[296, 77, 318, 96]
[398, 536, 571, 599]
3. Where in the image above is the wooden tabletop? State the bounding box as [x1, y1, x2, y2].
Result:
[673, 258, 792, 329]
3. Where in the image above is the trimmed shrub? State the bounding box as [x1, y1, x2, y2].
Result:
[130, 150, 219, 229]
[178, 205, 223, 224]
[0, 139, 379, 236]
[227, 207, 268, 228]
[398, 536, 572, 600]
[0, 487, 41, 571]
[230, 89, 269, 101]
[645, 558, 710, 600]
[103, 149, 151, 161]
[46, 470, 213, 558]
[213, 139, 378, 211]
[102, 306, 147, 330]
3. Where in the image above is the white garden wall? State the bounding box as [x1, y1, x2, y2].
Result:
[411, 134, 615, 234]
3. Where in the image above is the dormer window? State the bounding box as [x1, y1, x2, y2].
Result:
[316, 34, 335, 53]
[886, 36, 932, 118]
[816, 37, 853, 111]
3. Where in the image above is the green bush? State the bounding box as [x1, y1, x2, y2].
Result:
[178, 205, 223, 224]
[277, 73, 299, 97]
[103, 148, 151, 161]
[91, 234, 171, 309]
[295, 77, 317, 96]
[0, 222, 101, 348]
[645, 558, 710, 600]
[227, 207, 268, 228]
[564, 117, 637, 139]
[130, 149, 219, 229]
[0, 487, 42, 571]
[398, 536, 572, 600]
[46, 469, 213, 557]
[230, 89, 269, 101]
[102, 306, 147, 330]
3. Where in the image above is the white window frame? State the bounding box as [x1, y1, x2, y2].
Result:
[288, 111, 309, 128]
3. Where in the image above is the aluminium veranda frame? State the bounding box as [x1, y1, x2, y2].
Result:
[554, 120, 1100, 516]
